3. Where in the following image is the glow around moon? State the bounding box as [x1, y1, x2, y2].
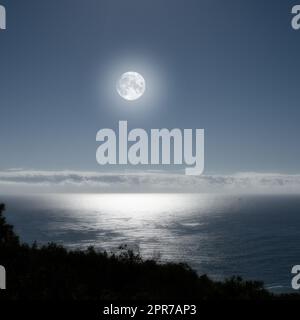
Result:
[116, 72, 146, 101]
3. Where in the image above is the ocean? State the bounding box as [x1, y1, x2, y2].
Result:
[1, 193, 300, 293]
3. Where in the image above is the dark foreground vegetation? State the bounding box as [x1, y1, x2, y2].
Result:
[0, 203, 299, 300]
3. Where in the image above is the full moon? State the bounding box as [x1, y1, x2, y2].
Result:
[116, 71, 146, 101]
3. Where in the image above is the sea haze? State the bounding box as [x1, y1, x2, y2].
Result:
[1, 193, 300, 293]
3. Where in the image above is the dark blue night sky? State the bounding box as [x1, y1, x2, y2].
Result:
[0, 0, 299, 174]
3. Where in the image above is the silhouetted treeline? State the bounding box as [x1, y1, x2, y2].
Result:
[0, 203, 299, 300]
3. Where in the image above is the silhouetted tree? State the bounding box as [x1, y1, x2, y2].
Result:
[0, 203, 19, 247]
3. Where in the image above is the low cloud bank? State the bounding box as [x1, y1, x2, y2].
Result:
[0, 170, 300, 194]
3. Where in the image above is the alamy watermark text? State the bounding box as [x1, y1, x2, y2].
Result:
[0, 4, 6, 30]
[96, 121, 204, 175]
[292, 5, 300, 30]
[0, 265, 5, 290]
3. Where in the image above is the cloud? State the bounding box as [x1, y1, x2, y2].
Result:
[1, 170, 300, 194]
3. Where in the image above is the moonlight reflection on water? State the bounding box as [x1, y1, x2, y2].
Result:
[4, 193, 300, 293]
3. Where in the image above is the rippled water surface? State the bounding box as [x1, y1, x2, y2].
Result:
[2, 193, 300, 293]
